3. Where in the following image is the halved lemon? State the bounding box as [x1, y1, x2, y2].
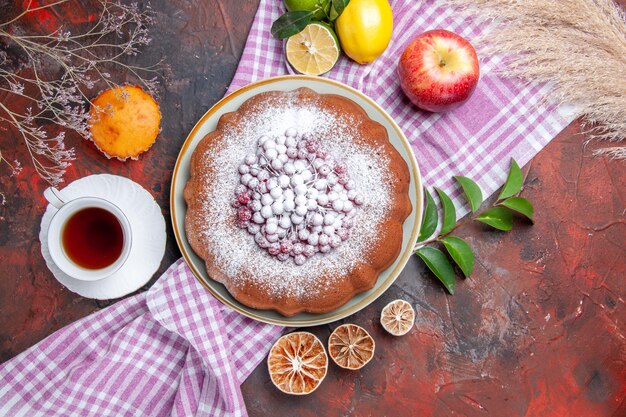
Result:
[267, 332, 328, 395]
[328, 324, 375, 370]
[380, 299, 415, 336]
[285, 22, 340, 76]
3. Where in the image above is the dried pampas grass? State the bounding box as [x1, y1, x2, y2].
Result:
[445, 0, 626, 158]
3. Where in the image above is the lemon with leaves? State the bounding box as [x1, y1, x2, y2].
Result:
[284, 0, 331, 21]
[335, 0, 393, 64]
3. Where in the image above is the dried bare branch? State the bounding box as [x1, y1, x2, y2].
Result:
[0, 0, 161, 194]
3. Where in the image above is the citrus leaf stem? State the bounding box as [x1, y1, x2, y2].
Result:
[417, 188, 438, 242]
[441, 236, 474, 278]
[415, 247, 456, 294]
[454, 176, 483, 213]
[498, 158, 523, 200]
[499, 197, 534, 223]
[271, 11, 315, 39]
[476, 207, 513, 231]
[435, 187, 456, 234]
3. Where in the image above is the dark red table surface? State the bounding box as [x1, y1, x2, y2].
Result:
[1, 1, 625, 416]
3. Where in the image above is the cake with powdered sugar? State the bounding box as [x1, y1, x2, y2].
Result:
[184, 88, 411, 316]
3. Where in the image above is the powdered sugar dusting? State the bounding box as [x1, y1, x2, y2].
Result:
[195, 92, 393, 300]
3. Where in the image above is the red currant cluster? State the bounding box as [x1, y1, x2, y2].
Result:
[232, 128, 364, 264]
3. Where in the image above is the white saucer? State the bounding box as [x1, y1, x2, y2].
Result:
[40, 174, 166, 300]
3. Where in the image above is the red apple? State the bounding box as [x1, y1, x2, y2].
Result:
[398, 29, 480, 113]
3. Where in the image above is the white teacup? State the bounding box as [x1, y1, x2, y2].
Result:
[44, 187, 132, 281]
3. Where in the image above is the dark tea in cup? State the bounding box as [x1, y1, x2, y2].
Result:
[62, 207, 124, 269]
[45, 187, 132, 281]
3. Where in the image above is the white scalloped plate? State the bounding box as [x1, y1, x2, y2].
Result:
[40, 174, 166, 300]
[171, 75, 423, 326]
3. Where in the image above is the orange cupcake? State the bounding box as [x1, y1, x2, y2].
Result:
[88, 85, 161, 160]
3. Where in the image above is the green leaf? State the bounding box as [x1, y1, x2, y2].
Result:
[454, 176, 483, 213]
[415, 247, 456, 294]
[330, 0, 350, 20]
[418, 188, 438, 242]
[498, 158, 523, 200]
[435, 187, 456, 235]
[441, 236, 474, 278]
[500, 197, 534, 223]
[476, 207, 513, 231]
[271, 11, 315, 39]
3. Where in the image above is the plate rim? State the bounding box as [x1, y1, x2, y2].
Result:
[170, 75, 423, 326]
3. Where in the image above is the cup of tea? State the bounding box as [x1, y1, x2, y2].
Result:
[44, 187, 132, 281]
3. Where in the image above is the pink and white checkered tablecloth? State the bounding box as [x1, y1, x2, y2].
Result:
[0, 0, 574, 416]
[0, 260, 282, 416]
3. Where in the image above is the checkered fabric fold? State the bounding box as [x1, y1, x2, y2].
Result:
[1, 0, 573, 416]
[0, 260, 282, 416]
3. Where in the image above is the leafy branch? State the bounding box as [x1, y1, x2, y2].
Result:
[414, 159, 534, 294]
[0, 0, 161, 191]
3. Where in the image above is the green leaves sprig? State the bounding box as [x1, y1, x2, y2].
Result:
[330, 0, 350, 20]
[415, 159, 534, 294]
[271, 0, 350, 39]
[271, 11, 317, 39]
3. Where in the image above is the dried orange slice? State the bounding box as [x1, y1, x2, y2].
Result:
[267, 332, 328, 395]
[328, 324, 375, 370]
[380, 299, 415, 336]
[88, 85, 161, 161]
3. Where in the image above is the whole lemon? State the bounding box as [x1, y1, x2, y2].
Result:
[335, 0, 393, 64]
